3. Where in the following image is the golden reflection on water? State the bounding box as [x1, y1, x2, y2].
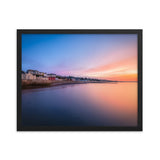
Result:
[81, 82, 138, 125]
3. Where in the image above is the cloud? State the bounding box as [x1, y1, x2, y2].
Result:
[82, 56, 137, 81]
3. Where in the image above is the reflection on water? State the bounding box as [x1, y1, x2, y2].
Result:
[22, 82, 137, 126]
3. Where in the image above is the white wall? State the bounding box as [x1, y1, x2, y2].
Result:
[0, 0, 160, 160]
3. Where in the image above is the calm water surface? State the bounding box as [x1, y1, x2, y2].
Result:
[22, 82, 137, 126]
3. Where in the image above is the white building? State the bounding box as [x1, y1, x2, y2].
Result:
[36, 76, 48, 80]
[27, 69, 39, 75]
[44, 73, 47, 77]
[25, 72, 36, 80]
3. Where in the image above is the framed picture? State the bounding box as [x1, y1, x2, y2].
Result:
[17, 29, 142, 131]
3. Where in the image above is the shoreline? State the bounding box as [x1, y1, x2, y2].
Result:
[22, 80, 117, 89]
[22, 80, 137, 90]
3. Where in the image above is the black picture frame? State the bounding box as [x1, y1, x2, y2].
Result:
[17, 29, 143, 131]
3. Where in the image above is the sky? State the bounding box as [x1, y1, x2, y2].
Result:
[22, 34, 137, 81]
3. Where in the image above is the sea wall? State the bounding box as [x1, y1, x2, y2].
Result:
[22, 79, 53, 88]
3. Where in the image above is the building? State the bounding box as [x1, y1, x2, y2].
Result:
[44, 73, 47, 77]
[55, 78, 63, 81]
[48, 74, 56, 80]
[27, 69, 39, 75]
[36, 76, 48, 80]
[56, 75, 65, 80]
[25, 72, 36, 80]
[27, 70, 49, 80]
[39, 72, 44, 76]
[22, 70, 58, 81]
[48, 77, 55, 80]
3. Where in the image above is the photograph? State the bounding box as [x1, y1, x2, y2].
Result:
[18, 30, 142, 131]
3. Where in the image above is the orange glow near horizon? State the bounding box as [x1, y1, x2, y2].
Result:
[68, 43, 138, 81]
[82, 53, 137, 81]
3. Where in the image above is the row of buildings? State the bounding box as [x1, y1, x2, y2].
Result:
[22, 70, 60, 81]
[22, 69, 105, 82]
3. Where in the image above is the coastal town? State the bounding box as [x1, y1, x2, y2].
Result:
[22, 69, 113, 88]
